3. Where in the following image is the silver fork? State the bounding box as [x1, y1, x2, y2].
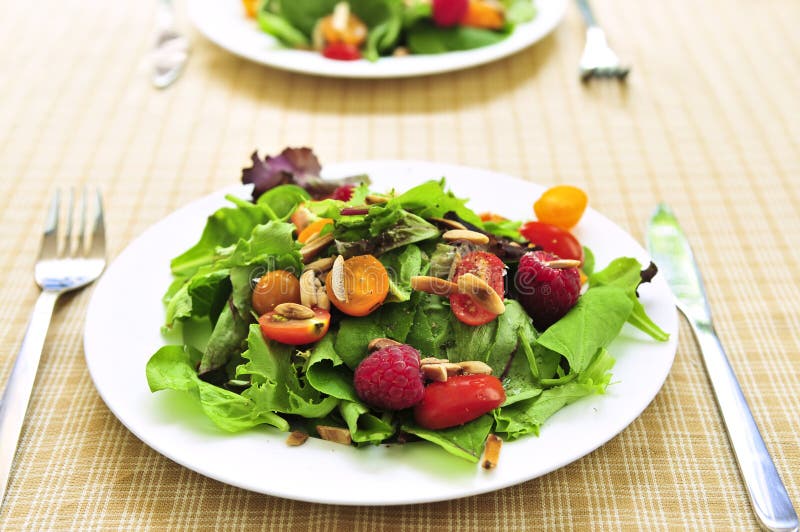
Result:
[0, 188, 106, 504]
[152, 0, 190, 89]
[576, 0, 630, 81]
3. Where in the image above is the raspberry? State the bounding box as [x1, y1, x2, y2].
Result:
[515, 250, 582, 331]
[353, 344, 425, 411]
[432, 0, 469, 27]
[331, 184, 355, 201]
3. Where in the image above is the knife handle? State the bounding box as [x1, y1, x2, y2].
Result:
[688, 319, 798, 532]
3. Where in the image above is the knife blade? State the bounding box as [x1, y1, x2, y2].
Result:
[647, 203, 798, 532]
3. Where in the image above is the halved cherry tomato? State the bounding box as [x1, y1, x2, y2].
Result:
[414, 375, 506, 430]
[519, 221, 584, 264]
[297, 218, 333, 244]
[241, 0, 257, 18]
[450, 251, 506, 326]
[322, 43, 362, 61]
[252, 270, 301, 316]
[258, 308, 330, 345]
[533, 185, 588, 230]
[326, 255, 389, 316]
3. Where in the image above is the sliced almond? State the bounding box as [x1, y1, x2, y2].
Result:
[300, 233, 334, 263]
[315, 289, 330, 311]
[300, 270, 319, 308]
[481, 434, 503, 470]
[442, 229, 490, 245]
[422, 364, 448, 382]
[368, 337, 403, 352]
[331, 255, 348, 302]
[457, 273, 505, 315]
[410, 276, 459, 296]
[317, 425, 352, 445]
[365, 194, 389, 205]
[543, 259, 582, 269]
[304, 256, 335, 274]
[429, 217, 467, 231]
[458, 360, 493, 375]
[274, 302, 315, 320]
[419, 357, 449, 365]
[286, 431, 309, 446]
[441, 362, 464, 376]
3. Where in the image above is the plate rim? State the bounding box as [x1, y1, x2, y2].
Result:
[83, 160, 679, 505]
[186, 0, 568, 79]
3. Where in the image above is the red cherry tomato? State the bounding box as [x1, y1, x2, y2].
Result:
[432, 0, 469, 27]
[414, 375, 506, 430]
[450, 251, 506, 326]
[519, 221, 584, 263]
[258, 308, 330, 345]
[322, 43, 362, 61]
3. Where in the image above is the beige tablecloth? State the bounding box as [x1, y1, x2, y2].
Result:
[1, 0, 798, 529]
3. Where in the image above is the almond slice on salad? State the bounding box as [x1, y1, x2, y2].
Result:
[419, 357, 449, 365]
[300, 234, 334, 263]
[410, 276, 459, 297]
[429, 217, 467, 231]
[300, 270, 319, 308]
[286, 431, 310, 447]
[442, 229, 490, 245]
[543, 259, 582, 269]
[458, 360, 493, 375]
[317, 425, 352, 445]
[304, 256, 335, 274]
[457, 273, 505, 315]
[365, 194, 389, 205]
[368, 337, 403, 352]
[481, 434, 503, 470]
[330, 255, 348, 302]
[422, 364, 448, 382]
[273, 302, 315, 320]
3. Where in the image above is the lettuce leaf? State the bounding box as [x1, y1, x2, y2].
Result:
[403, 415, 494, 462]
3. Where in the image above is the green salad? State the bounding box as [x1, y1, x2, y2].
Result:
[243, 0, 538, 61]
[146, 147, 668, 465]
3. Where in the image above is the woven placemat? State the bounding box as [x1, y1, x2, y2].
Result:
[0, 0, 797, 529]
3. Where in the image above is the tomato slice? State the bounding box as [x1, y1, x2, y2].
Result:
[322, 43, 362, 61]
[414, 375, 506, 430]
[450, 251, 505, 326]
[519, 221, 584, 263]
[258, 308, 330, 345]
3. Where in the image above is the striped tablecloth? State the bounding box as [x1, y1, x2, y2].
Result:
[0, 0, 797, 529]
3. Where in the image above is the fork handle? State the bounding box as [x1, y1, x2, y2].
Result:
[575, 0, 599, 27]
[0, 290, 59, 504]
[688, 318, 799, 531]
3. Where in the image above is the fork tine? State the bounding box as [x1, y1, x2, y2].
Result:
[64, 188, 75, 256]
[88, 188, 106, 259]
[38, 190, 60, 260]
[77, 186, 87, 255]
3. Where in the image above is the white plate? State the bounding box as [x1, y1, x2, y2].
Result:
[84, 161, 678, 505]
[187, 0, 567, 78]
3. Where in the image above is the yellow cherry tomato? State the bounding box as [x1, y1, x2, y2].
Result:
[533, 185, 588, 230]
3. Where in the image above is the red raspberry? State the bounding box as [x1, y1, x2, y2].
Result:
[515, 250, 582, 330]
[354, 344, 425, 411]
[432, 0, 469, 27]
[331, 184, 355, 201]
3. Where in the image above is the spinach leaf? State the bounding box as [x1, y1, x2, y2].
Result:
[390, 179, 484, 228]
[407, 22, 509, 54]
[380, 244, 424, 303]
[305, 335, 358, 402]
[535, 285, 633, 374]
[403, 415, 494, 462]
[339, 401, 395, 444]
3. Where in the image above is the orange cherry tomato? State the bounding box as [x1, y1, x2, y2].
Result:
[414, 375, 506, 430]
[533, 185, 588, 230]
[297, 218, 334, 244]
[460, 0, 505, 30]
[326, 255, 389, 316]
[479, 212, 507, 223]
[319, 6, 368, 47]
[241, 0, 257, 18]
[450, 251, 506, 326]
[519, 221, 584, 264]
[258, 308, 331, 345]
[251, 270, 301, 316]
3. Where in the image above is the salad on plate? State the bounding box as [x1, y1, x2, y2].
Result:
[241, 0, 538, 61]
[146, 147, 669, 467]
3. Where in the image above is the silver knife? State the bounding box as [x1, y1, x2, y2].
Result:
[152, 0, 190, 89]
[647, 203, 798, 532]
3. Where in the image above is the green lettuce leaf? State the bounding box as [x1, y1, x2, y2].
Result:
[407, 23, 510, 54]
[380, 244, 424, 303]
[146, 345, 288, 432]
[403, 415, 494, 462]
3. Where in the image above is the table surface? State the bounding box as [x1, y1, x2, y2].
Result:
[1, 0, 798, 529]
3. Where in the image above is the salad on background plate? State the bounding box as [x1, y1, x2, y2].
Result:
[144, 147, 670, 468]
